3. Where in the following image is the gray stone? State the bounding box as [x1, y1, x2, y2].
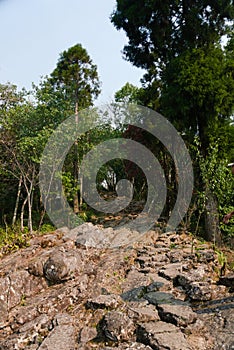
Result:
[137, 321, 192, 350]
[218, 274, 234, 288]
[158, 263, 185, 280]
[127, 302, 160, 322]
[86, 294, 123, 310]
[144, 292, 185, 306]
[74, 223, 113, 248]
[157, 304, 197, 326]
[121, 286, 147, 302]
[110, 228, 144, 248]
[38, 324, 76, 350]
[101, 344, 152, 349]
[187, 282, 212, 301]
[100, 344, 152, 349]
[196, 250, 215, 263]
[0, 222, 232, 350]
[98, 311, 135, 342]
[18, 314, 50, 333]
[43, 250, 82, 284]
[0, 299, 8, 328]
[0, 270, 47, 311]
[79, 326, 98, 343]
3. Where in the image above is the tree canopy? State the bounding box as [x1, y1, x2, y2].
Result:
[49, 44, 101, 112]
[111, 0, 234, 75]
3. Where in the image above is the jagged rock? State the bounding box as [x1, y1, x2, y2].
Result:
[38, 324, 76, 350]
[0, 223, 233, 349]
[127, 301, 160, 322]
[0, 270, 47, 311]
[144, 291, 185, 306]
[179, 265, 210, 285]
[27, 314, 75, 350]
[40, 234, 60, 248]
[158, 263, 185, 280]
[137, 321, 192, 350]
[74, 223, 113, 248]
[53, 313, 73, 325]
[78, 326, 98, 343]
[145, 280, 165, 292]
[218, 273, 234, 288]
[98, 311, 135, 343]
[86, 294, 123, 310]
[121, 269, 153, 294]
[73, 223, 158, 249]
[157, 304, 197, 326]
[2, 314, 51, 349]
[0, 300, 8, 328]
[186, 319, 213, 350]
[43, 250, 82, 284]
[196, 250, 215, 263]
[166, 251, 184, 263]
[121, 286, 147, 302]
[187, 282, 212, 301]
[173, 265, 215, 301]
[101, 344, 152, 349]
[110, 228, 144, 248]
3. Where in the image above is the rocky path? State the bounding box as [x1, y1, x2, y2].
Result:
[0, 223, 233, 350]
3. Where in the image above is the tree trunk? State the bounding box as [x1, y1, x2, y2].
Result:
[73, 145, 79, 214]
[79, 170, 83, 208]
[38, 208, 46, 230]
[204, 186, 222, 246]
[12, 175, 22, 226]
[27, 192, 33, 234]
[20, 196, 28, 232]
[73, 100, 79, 214]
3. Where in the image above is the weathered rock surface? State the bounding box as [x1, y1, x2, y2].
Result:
[137, 321, 192, 350]
[157, 304, 197, 326]
[0, 222, 233, 349]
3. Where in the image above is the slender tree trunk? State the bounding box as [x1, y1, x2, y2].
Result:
[73, 154, 79, 213]
[12, 175, 22, 226]
[27, 179, 34, 235]
[21, 169, 35, 234]
[27, 192, 33, 234]
[204, 186, 222, 246]
[197, 115, 221, 245]
[73, 100, 79, 214]
[20, 196, 28, 232]
[79, 170, 83, 208]
[38, 208, 46, 230]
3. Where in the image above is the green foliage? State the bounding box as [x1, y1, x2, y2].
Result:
[49, 43, 101, 110]
[191, 137, 234, 238]
[112, 1, 233, 242]
[114, 82, 143, 104]
[39, 223, 55, 234]
[62, 171, 79, 204]
[0, 226, 30, 256]
[111, 0, 233, 74]
[0, 43, 103, 231]
[161, 45, 234, 139]
[215, 249, 227, 267]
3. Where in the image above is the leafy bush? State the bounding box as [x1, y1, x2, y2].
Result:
[0, 226, 30, 256]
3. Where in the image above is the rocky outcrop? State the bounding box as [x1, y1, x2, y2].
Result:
[0, 223, 233, 349]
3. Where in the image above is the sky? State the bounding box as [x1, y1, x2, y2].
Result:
[0, 0, 145, 104]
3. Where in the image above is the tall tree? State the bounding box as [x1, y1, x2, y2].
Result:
[0, 84, 42, 233]
[49, 44, 101, 113]
[47, 44, 101, 213]
[111, 0, 233, 75]
[111, 0, 234, 242]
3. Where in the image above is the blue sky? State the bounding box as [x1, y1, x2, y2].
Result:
[0, 0, 145, 104]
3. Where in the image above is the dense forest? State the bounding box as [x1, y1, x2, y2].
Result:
[0, 0, 234, 252]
